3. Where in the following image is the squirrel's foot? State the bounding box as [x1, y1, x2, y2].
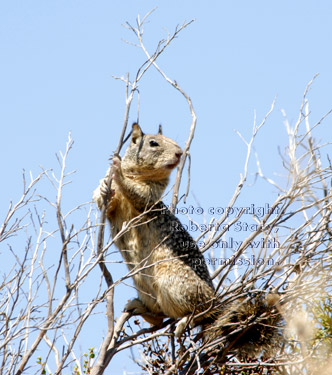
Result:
[124, 298, 147, 315]
[124, 298, 164, 326]
[175, 316, 190, 337]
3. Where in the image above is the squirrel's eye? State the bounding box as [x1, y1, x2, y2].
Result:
[149, 140, 159, 147]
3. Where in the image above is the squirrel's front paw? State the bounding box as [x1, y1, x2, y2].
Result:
[93, 167, 115, 208]
[100, 178, 115, 200]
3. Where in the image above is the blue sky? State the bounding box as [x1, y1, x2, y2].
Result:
[1, 1, 332, 373]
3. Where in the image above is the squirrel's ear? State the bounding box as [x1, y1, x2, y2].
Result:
[131, 123, 144, 144]
[158, 124, 163, 135]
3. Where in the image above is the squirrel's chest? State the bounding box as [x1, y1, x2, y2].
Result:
[112, 227, 155, 266]
[109, 201, 161, 267]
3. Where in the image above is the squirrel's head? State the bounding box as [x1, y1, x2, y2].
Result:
[122, 123, 183, 181]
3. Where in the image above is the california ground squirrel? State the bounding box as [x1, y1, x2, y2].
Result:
[93, 123, 215, 334]
[93, 123, 282, 348]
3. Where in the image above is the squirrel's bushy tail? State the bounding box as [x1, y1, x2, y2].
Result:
[202, 293, 284, 358]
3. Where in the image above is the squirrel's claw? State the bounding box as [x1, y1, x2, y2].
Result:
[100, 178, 115, 200]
